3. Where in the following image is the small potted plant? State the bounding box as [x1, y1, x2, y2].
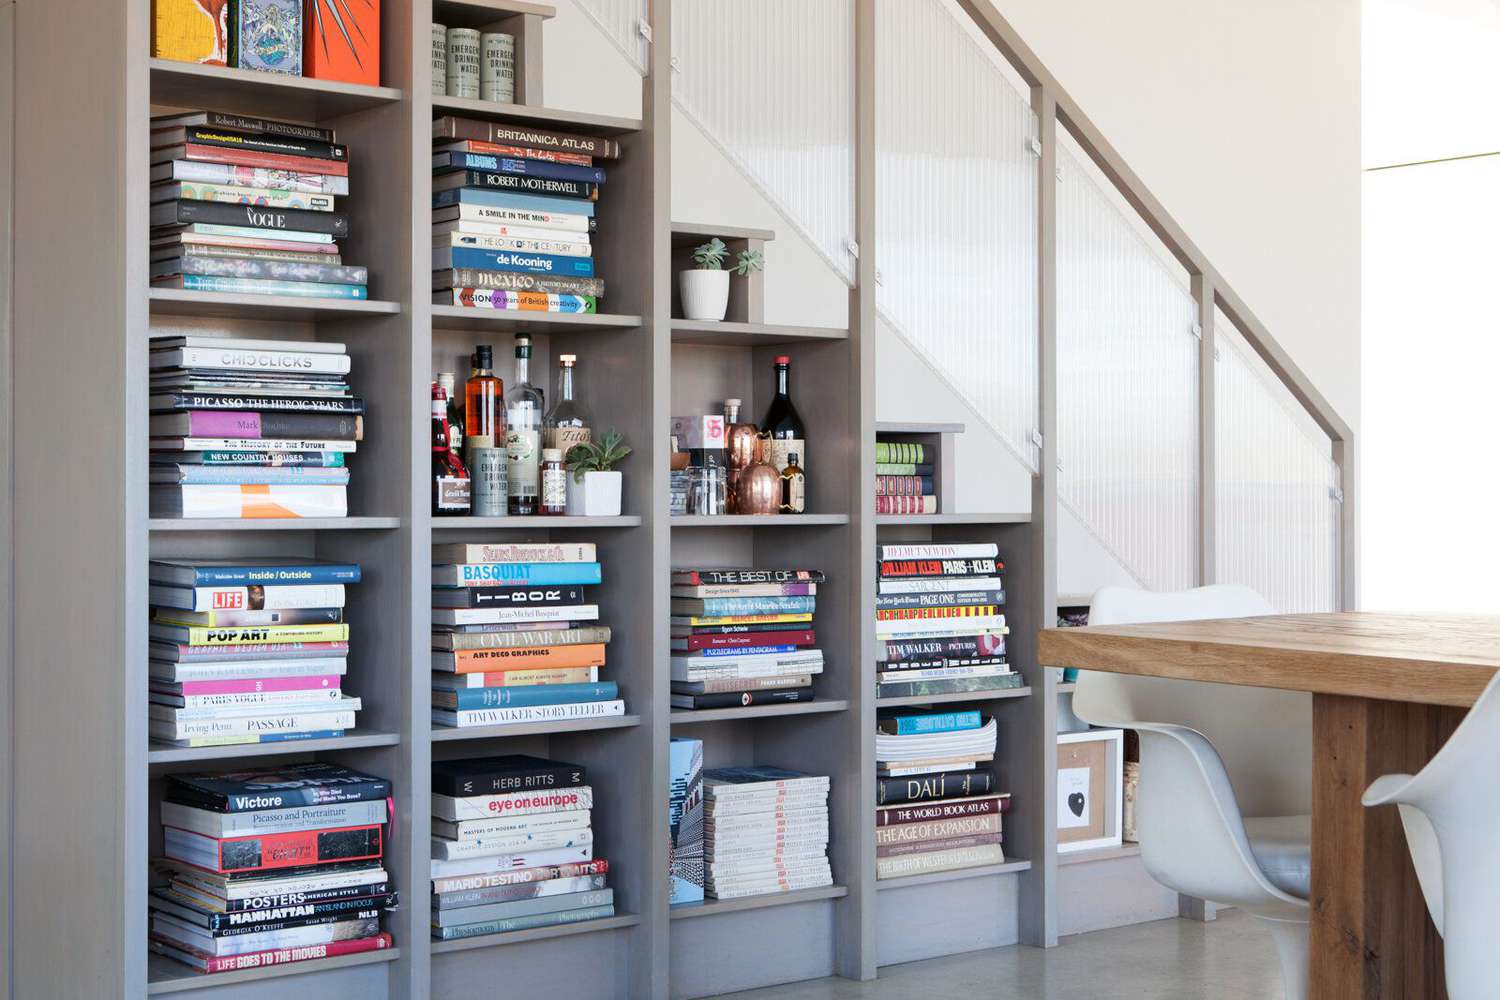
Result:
[564, 430, 632, 516]
[679, 239, 765, 321]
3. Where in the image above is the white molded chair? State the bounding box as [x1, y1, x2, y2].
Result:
[1082, 585, 1311, 1000]
[1362, 669, 1500, 1000]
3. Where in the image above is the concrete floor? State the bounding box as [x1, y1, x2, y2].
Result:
[727, 910, 1283, 1000]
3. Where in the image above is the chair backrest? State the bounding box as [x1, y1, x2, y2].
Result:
[1075, 584, 1311, 817]
[1367, 669, 1500, 997]
[1130, 721, 1308, 919]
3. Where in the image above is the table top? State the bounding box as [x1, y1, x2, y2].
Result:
[1038, 612, 1500, 707]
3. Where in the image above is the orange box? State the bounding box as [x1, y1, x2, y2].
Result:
[303, 0, 381, 86]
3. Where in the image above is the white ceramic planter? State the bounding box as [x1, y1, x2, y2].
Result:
[566, 470, 623, 517]
[679, 269, 730, 321]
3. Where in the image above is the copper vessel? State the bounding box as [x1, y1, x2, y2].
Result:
[737, 435, 783, 515]
[722, 398, 760, 512]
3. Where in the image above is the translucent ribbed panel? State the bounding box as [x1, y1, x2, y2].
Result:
[571, 0, 649, 74]
[874, 0, 1040, 469]
[671, 0, 856, 282]
[1215, 318, 1340, 612]
[1056, 145, 1198, 591]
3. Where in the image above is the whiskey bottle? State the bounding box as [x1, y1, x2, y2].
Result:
[505, 333, 544, 515]
[760, 355, 806, 474]
[543, 353, 592, 458]
[431, 385, 471, 516]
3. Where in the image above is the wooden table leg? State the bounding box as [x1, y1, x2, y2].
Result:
[1310, 694, 1462, 999]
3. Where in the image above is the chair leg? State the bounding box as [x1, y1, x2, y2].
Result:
[1252, 916, 1308, 1000]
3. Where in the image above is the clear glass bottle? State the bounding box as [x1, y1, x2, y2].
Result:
[431, 384, 471, 516]
[463, 345, 503, 461]
[780, 449, 806, 514]
[543, 353, 592, 458]
[505, 333, 544, 515]
[760, 354, 807, 474]
[540, 447, 567, 515]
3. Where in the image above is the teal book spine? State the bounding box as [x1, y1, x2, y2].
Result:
[432, 903, 614, 940]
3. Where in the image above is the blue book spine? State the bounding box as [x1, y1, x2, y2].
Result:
[695, 645, 799, 657]
[447, 682, 618, 710]
[442, 246, 595, 277]
[893, 710, 982, 735]
[175, 274, 369, 299]
[189, 564, 363, 585]
[690, 596, 816, 615]
[252, 729, 344, 743]
[173, 466, 351, 485]
[192, 451, 346, 466]
[439, 152, 607, 185]
[433, 904, 614, 941]
[439, 562, 603, 586]
[432, 187, 596, 217]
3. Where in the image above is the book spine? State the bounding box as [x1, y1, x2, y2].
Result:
[874, 495, 937, 515]
[176, 412, 362, 441]
[164, 182, 333, 212]
[160, 798, 384, 836]
[676, 630, 816, 651]
[200, 894, 394, 932]
[441, 168, 596, 199]
[432, 116, 622, 158]
[438, 667, 598, 688]
[674, 570, 826, 585]
[433, 187, 595, 217]
[434, 700, 624, 727]
[219, 881, 392, 912]
[438, 153, 606, 184]
[442, 140, 594, 165]
[429, 858, 609, 894]
[672, 583, 816, 598]
[181, 565, 360, 585]
[678, 596, 816, 615]
[443, 246, 595, 277]
[674, 688, 812, 710]
[179, 624, 350, 644]
[185, 112, 336, 143]
[155, 709, 356, 740]
[431, 903, 614, 941]
[179, 143, 350, 176]
[690, 644, 800, 657]
[157, 931, 393, 974]
[171, 256, 368, 285]
[875, 771, 994, 806]
[442, 230, 591, 254]
[437, 625, 611, 650]
[887, 710, 982, 735]
[432, 873, 608, 910]
[878, 557, 1003, 579]
[876, 834, 1002, 860]
[874, 475, 934, 497]
[437, 202, 595, 232]
[151, 484, 348, 519]
[435, 809, 590, 842]
[876, 605, 1002, 621]
[436, 585, 589, 610]
[175, 126, 347, 161]
[875, 797, 1004, 827]
[175, 450, 346, 466]
[873, 815, 1001, 844]
[174, 583, 344, 611]
[165, 274, 367, 299]
[874, 441, 925, 464]
[430, 828, 594, 862]
[434, 605, 598, 626]
[440, 267, 603, 297]
[153, 393, 364, 414]
[672, 674, 812, 695]
[434, 562, 603, 587]
[875, 589, 1005, 611]
[170, 675, 341, 696]
[431, 542, 596, 563]
[447, 288, 597, 313]
[156, 438, 356, 453]
[877, 543, 1001, 561]
[437, 643, 607, 671]
[431, 761, 586, 801]
[163, 200, 350, 237]
[176, 825, 382, 873]
[877, 576, 1004, 594]
[161, 687, 344, 710]
[875, 844, 1005, 880]
[154, 644, 348, 665]
[159, 345, 351, 375]
[163, 162, 347, 195]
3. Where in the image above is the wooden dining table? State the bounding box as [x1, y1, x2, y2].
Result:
[1038, 612, 1500, 1000]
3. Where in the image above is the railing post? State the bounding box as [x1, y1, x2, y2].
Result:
[1193, 274, 1216, 585]
[1335, 438, 1357, 610]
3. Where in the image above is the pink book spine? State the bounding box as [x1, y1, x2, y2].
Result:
[175, 675, 341, 695]
[185, 410, 262, 437]
[200, 933, 393, 973]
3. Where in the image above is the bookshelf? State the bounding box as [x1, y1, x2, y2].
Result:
[8, 1, 1062, 998]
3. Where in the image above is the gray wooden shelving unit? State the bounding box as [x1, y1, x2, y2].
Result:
[6, 1, 1070, 998]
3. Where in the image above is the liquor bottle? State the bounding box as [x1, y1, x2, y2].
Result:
[760, 355, 806, 475]
[543, 353, 592, 457]
[723, 398, 758, 513]
[464, 345, 504, 460]
[540, 448, 567, 515]
[436, 371, 463, 453]
[505, 333, 544, 515]
[432, 385, 471, 516]
[780, 450, 806, 514]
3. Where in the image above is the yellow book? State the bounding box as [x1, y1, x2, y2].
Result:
[149, 621, 351, 645]
[152, 0, 229, 66]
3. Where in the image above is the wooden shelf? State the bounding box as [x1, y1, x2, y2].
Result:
[432, 0, 558, 29]
[147, 729, 400, 765]
[670, 514, 850, 527]
[430, 914, 639, 955]
[671, 222, 776, 244]
[430, 305, 643, 333]
[875, 512, 1030, 526]
[149, 59, 402, 120]
[149, 288, 400, 322]
[670, 884, 847, 920]
[671, 700, 849, 725]
[431, 515, 641, 530]
[148, 517, 400, 532]
[430, 713, 641, 741]
[875, 859, 1032, 891]
[671, 320, 849, 346]
[430, 96, 643, 135]
[147, 946, 400, 993]
[1058, 843, 1141, 866]
[875, 421, 966, 435]
[875, 686, 1031, 709]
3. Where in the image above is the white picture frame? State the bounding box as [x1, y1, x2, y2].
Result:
[1056, 727, 1124, 854]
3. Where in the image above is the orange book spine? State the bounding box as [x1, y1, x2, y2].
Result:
[449, 643, 607, 672]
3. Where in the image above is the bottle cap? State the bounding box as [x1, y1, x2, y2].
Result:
[542, 448, 562, 461]
[725, 397, 742, 406]
[775, 355, 790, 365]
[475, 345, 493, 367]
[787, 452, 799, 464]
[437, 371, 456, 387]
[560, 354, 576, 365]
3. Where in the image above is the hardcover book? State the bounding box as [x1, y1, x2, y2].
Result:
[431, 755, 586, 797]
[432, 116, 623, 159]
[232, 0, 302, 74]
[436, 268, 603, 297]
[151, 111, 336, 144]
[433, 152, 607, 185]
[444, 289, 597, 314]
[165, 763, 389, 812]
[432, 169, 597, 200]
[153, 0, 230, 66]
[669, 737, 705, 905]
[303, 0, 380, 85]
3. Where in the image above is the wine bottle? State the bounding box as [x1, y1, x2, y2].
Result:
[432, 385, 471, 516]
[436, 371, 463, 453]
[760, 354, 806, 475]
[543, 353, 592, 457]
[505, 333, 544, 515]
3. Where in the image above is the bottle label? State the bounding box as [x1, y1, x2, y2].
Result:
[542, 466, 568, 509]
[435, 477, 471, 511]
[470, 448, 508, 517]
[769, 439, 804, 474]
[781, 471, 806, 514]
[506, 428, 541, 496]
[465, 433, 495, 452]
[544, 426, 591, 456]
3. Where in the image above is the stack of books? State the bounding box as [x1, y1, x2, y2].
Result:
[875, 542, 1018, 700]
[875, 791, 1011, 882]
[702, 767, 833, 900]
[874, 708, 1005, 879]
[875, 438, 936, 515]
[150, 111, 369, 300]
[669, 568, 825, 712]
[148, 558, 361, 747]
[431, 755, 613, 941]
[431, 541, 621, 729]
[431, 115, 616, 314]
[148, 763, 396, 974]
[149, 335, 360, 519]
